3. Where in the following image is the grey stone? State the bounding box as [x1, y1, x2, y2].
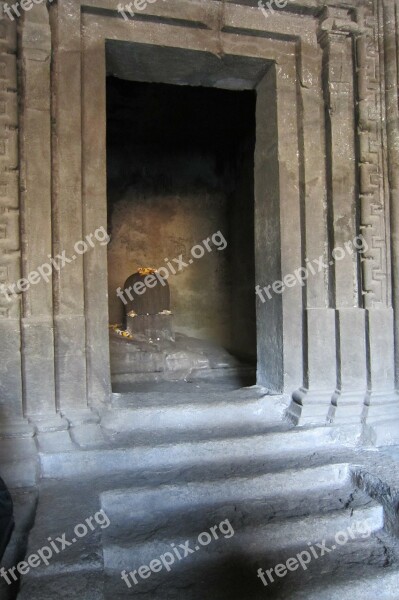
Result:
[2, 1, 399, 597]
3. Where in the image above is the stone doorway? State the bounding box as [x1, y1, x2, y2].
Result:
[57, 0, 394, 436]
[0, 0, 396, 433]
[80, 27, 305, 405]
[106, 78, 258, 388]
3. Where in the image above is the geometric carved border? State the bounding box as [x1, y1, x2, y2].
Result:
[356, 0, 390, 308]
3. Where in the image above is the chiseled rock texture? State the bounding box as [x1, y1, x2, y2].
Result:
[1, 0, 399, 597]
[2, 383, 398, 599]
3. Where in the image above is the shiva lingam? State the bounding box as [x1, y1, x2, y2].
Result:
[122, 268, 174, 342]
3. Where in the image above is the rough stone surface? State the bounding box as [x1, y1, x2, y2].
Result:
[1, 0, 399, 597]
[0, 0, 397, 432]
[110, 332, 249, 383]
[5, 383, 399, 599]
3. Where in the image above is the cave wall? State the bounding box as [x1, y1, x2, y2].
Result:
[107, 80, 256, 356]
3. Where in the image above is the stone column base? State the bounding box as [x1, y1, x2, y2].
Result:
[287, 388, 399, 447]
[61, 408, 100, 427]
[0, 418, 34, 439]
[286, 388, 332, 426]
[328, 390, 367, 425]
[28, 414, 69, 434]
[363, 391, 399, 446]
[61, 409, 105, 449]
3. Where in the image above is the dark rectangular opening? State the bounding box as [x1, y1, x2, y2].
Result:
[106, 77, 257, 390]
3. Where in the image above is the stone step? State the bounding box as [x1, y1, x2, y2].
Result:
[111, 371, 257, 395]
[39, 427, 357, 479]
[17, 502, 397, 600]
[105, 560, 399, 600]
[102, 506, 389, 597]
[103, 503, 383, 570]
[100, 463, 356, 527]
[33, 554, 399, 600]
[110, 385, 272, 409]
[102, 489, 376, 551]
[17, 476, 383, 588]
[18, 388, 399, 600]
[18, 571, 105, 600]
[101, 393, 287, 437]
[16, 463, 368, 579]
[284, 562, 399, 600]
[16, 452, 399, 600]
[14, 462, 348, 574]
[98, 461, 393, 598]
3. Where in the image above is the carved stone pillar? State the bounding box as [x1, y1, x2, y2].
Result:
[298, 3, 399, 444]
[0, 3, 31, 437]
[51, 0, 89, 415]
[292, 9, 368, 428]
[48, 0, 103, 430]
[392, 0, 399, 390]
[320, 9, 378, 428]
[288, 34, 337, 426]
[365, 0, 399, 445]
[19, 5, 67, 432]
[356, 5, 393, 395]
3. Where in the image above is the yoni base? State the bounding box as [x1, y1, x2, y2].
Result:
[126, 314, 174, 342]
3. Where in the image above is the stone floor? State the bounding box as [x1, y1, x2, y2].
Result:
[110, 332, 256, 385]
[2, 378, 399, 599]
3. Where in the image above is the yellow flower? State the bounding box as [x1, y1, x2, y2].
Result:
[137, 267, 157, 276]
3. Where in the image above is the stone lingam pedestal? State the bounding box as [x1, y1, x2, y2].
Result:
[110, 268, 245, 384]
[123, 268, 175, 343]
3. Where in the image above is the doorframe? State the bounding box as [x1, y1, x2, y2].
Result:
[80, 13, 307, 401]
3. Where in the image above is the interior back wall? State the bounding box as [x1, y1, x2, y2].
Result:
[106, 79, 256, 356]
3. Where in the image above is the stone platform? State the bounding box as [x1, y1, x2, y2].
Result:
[0, 382, 399, 599]
[110, 332, 256, 384]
